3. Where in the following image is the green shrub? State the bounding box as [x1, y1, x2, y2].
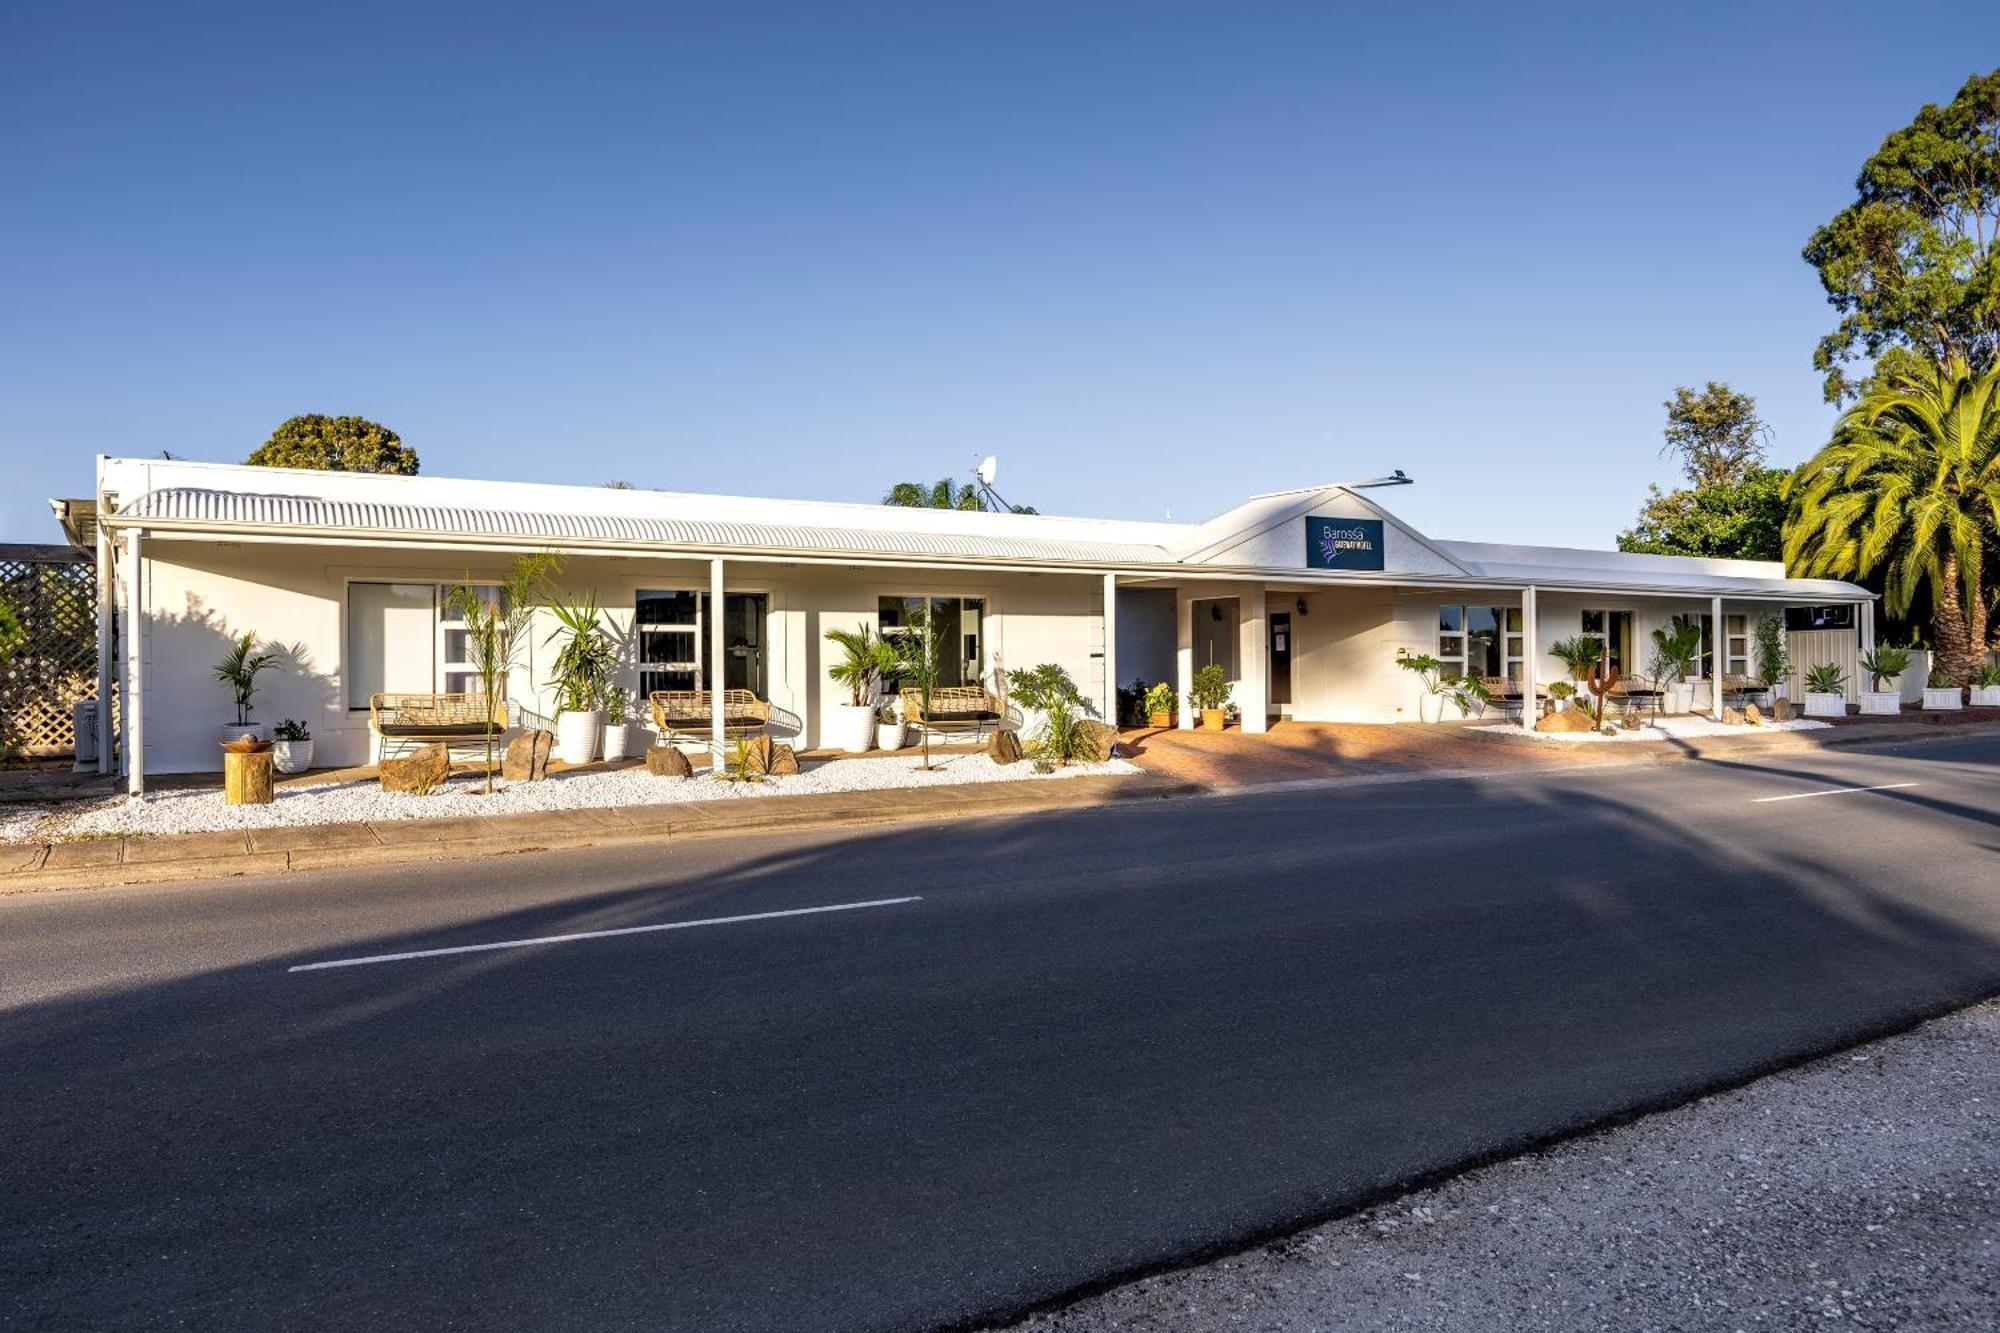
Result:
[1858, 644, 1911, 690]
[1804, 662, 1847, 694]
[1188, 664, 1231, 712]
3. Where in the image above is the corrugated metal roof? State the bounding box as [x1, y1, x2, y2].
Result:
[118, 488, 1176, 566]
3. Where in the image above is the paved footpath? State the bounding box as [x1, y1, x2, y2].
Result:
[1014, 999, 2000, 1332]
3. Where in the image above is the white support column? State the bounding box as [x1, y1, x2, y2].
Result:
[1859, 598, 1875, 660]
[1237, 584, 1268, 733]
[95, 517, 114, 774]
[122, 529, 145, 798]
[1710, 595, 1725, 720]
[1175, 587, 1195, 730]
[1100, 573, 1118, 724]
[1520, 586, 1538, 734]
[709, 556, 726, 765]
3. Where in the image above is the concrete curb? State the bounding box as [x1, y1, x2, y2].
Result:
[4, 720, 1990, 897]
[1, 774, 1198, 896]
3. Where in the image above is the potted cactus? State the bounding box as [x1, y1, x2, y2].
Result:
[1922, 667, 1963, 711]
[1856, 645, 1909, 715]
[876, 699, 907, 751]
[1802, 662, 1848, 717]
[1971, 664, 2000, 707]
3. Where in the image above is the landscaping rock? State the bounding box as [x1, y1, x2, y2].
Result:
[1772, 697, 1798, 722]
[768, 743, 800, 776]
[740, 734, 775, 776]
[1074, 720, 1120, 763]
[379, 743, 449, 795]
[1744, 702, 1764, 725]
[1722, 706, 1745, 725]
[502, 729, 553, 782]
[987, 729, 1024, 765]
[644, 745, 692, 779]
[1535, 706, 1595, 734]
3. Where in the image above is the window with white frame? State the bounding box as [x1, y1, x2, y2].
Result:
[346, 581, 501, 708]
[879, 595, 986, 692]
[1437, 604, 1523, 681]
[634, 590, 769, 696]
[1695, 613, 1751, 680]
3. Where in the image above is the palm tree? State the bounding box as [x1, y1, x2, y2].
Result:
[884, 478, 984, 511]
[1784, 357, 2000, 681]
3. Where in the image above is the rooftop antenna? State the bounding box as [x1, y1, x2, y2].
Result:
[1347, 469, 1413, 489]
[972, 454, 1017, 513]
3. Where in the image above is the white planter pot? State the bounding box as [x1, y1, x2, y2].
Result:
[832, 703, 876, 754]
[1803, 692, 1847, 718]
[876, 721, 907, 751]
[217, 721, 271, 745]
[271, 739, 313, 774]
[1858, 691, 1901, 716]
[1922, 687, 1963, 711]
[1664, 681, 1693, 714]
[601, 722, 638, 762]
[1970, 686, 2000, 707]
[1417, 692, 1445, 723]
[555, 709, 604, 764]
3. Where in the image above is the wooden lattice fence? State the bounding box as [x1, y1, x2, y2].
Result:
[1, 545, 100, 758]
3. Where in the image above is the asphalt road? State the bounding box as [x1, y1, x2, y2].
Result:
[4, 735, 1999, 1332]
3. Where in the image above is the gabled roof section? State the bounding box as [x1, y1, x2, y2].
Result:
[1173, 483, 1472, 574]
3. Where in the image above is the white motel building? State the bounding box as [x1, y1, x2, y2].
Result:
[68, 455, 1876, 791]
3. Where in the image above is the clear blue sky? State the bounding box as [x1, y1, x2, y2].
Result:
[2, 3, 1990, 546]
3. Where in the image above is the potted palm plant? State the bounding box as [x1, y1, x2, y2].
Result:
[1189, 663, 1231, 729]
[1397, 653, 1490, 722]
[545, 593, 615, 764]
[1802, 663, 1848, 717]
[271, 718, 313, 774]
[1142, 682, 1175, 728]
[1857, 645, 1910, 715]
[1550, 635, 1604, 703]
[825, 624, 897, 753]
[1648, 618, 1702, 714]
[1922, 667, 1964, 710]
[214, 631, 277, 744]
[1971, 664, 2000, 707]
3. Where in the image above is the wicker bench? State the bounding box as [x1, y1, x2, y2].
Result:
[648, 689, 771, 746]
[369, 693, 506, 760]
[900, 685, 1005, 741]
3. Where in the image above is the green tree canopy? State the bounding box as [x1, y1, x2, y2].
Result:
[247, 415, 418, 474]
[1660, 382, 1769, 488]
[1617, 468, 1788, 560]
[1802, 69, 2000, 403]
[1784, 355, 2000, 679]
[883, 477, 1037, 514]
[885, 478, 983, 511]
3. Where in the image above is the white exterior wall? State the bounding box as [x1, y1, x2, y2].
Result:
[127, 539, 1111, 774]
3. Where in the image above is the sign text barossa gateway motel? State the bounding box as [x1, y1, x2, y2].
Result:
[67, 456, 1875, 792]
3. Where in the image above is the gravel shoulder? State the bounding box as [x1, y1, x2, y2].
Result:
[1009, 999, 2000, 1332]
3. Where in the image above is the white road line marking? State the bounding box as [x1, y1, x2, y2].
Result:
[1751, 782, 1919, 804]
[287, 896, 924, 973]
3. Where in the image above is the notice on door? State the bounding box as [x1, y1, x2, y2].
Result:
[1306, 517, 1385, 571]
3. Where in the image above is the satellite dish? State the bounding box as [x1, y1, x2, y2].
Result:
[975, 455, 998, 486]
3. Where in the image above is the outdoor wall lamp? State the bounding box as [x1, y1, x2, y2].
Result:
[1296, 598, 1308, 616]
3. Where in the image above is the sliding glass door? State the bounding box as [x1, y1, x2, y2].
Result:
[635, 590, 767, 696]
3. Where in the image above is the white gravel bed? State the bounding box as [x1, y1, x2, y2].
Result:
[1016, 999, 2000, 1333]
[37, 750, 1142, 841]
[1479, 715, 1832, 742]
